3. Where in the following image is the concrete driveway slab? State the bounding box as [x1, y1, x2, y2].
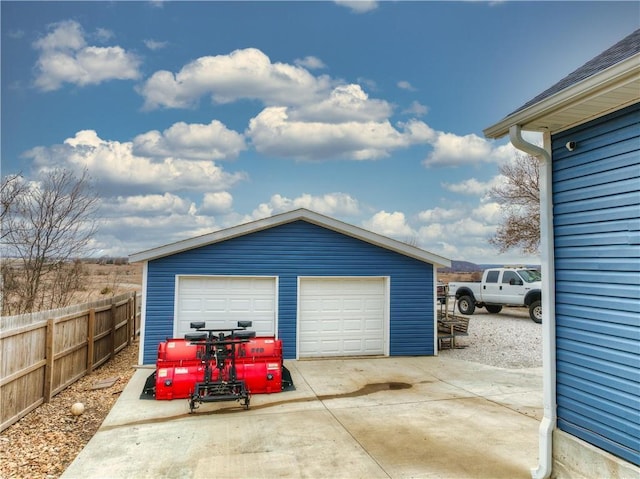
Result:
[62, 357, 542, 479]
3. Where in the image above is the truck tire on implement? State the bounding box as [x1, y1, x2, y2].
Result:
[458, 295, 475, 315]
[529, 300, 542, 323]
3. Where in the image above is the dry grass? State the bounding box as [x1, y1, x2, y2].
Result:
[71, 262, 143, 304]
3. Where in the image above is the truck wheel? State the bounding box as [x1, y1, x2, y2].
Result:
[529, 300, 542, 323]
[486, 305, 502, 314]
[458, 296, 475, 315]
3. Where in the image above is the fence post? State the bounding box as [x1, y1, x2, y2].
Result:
[133, 293, 138, 339]
[87, 308, 95, 372]
[127, 294, 133, 346]
[110, 302, 117, 360]
[43, 318, 54, 402]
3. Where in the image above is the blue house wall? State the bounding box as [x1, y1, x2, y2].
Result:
[552, 102, 640, 466]
[142, 220, 436, 363]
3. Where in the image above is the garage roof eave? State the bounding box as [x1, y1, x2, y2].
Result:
[128, 208, 452, 268]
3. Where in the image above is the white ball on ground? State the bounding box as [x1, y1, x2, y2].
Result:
[71, 402, 85, 416]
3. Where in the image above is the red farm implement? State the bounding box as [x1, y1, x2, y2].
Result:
[149, 321, 290, 412]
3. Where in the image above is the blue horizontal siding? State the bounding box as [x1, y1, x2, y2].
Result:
[557, 349, 638, 395]
[143, 220, 435, 363]
[555, 217, 640, 238]
[555, 280, 639, 299]
[557, 390, 639, 444]
[555, 269, 640, 286]
[557, 405, 639, 455]
[554, 204, 640, 227]
[558, 418, 639, 466]
[552, 102, 640, 466]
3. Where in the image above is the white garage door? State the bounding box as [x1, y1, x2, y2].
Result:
[298, 277, 386, 358]
[176, 276, 276, 339]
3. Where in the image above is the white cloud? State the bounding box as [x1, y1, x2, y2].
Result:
[402, 101, 428, 117]
[362, 211, 415, 239]
[441, 175, 505, 196]
[397, 80, 416, 91]
[289, 84, 392, 123]
[99, 211, 220, 256]
[33, 20, 140, 91]
[294, 56, 326, 70]
[250, 193, 360, 219]
[132, 120, 246, 161]
[138, 48, 333, 110]
[334, 1, 378, 13]
[418, 207, 463, 223]
[200, 191, 233, 214]
[247, 107, 434, 161]
[8, 29, 25, 39]
[94, 28, 114, 42]
[423, 132, 491, 167]
[24, 129, 246, 194]
[144, 39, 168, 51]
[106, 193, 194, 215]
[137, 47, 443, 163]
[472, 201, 503, 224]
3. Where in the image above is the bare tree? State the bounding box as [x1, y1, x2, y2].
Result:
[1, 169, 99, 314]
[1, 174, 27, 240]
[488, 153, 540, 254]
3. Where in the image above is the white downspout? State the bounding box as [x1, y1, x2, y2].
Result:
[509, 125, 557, 479]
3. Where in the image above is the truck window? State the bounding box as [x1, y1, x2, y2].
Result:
[518, 269, 541, 282]
[502, 271, 521, 284]
[485, 270, 499, 283]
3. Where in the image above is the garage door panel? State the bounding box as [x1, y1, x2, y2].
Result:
[177, 277, 276, 338]
[343, 319, 364, 332]
[364, 339, 383, 352]
[343, 339, 364, 353]
[321, 320, 341, 333]
[318, 340, 340, 353]
[180, 298, 202, 312]
[254, 299, 275, 312]
[343, 299, 364, 311]
[299, 278, 386, 358]
[203, 299, 226, 312]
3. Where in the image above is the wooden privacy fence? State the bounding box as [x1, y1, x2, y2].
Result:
[0, 292, 140, 432]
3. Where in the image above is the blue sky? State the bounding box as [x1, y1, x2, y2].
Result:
[2, 1, 638, 264]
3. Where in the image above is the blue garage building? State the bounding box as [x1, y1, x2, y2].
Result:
[130, 209, 450, 364]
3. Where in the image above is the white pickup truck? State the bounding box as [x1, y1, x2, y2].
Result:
[448, 267, 542, 323]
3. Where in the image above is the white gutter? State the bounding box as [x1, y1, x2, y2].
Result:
[509, 125, 557, 479]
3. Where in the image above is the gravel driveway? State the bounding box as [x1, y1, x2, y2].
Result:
[438, 305, 543, 369]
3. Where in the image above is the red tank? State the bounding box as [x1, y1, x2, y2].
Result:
[157, 338, 204, 365]
[155, 364, 205, 400]
[236, 337, 282, 362]
[236, 361, 283, 394]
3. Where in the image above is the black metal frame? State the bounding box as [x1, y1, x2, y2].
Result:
[185, 321, 255, 413]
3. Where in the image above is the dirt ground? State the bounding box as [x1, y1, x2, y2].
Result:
[0, 341, 140, 479]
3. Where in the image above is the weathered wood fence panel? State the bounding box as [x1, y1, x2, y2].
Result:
[0, 292, 140, 432]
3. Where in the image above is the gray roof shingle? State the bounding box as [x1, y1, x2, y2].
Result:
[510, 28, 640, 115]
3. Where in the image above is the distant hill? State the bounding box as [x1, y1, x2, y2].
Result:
[438, 260, 482, 273]
[439, 260, 541, 273]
